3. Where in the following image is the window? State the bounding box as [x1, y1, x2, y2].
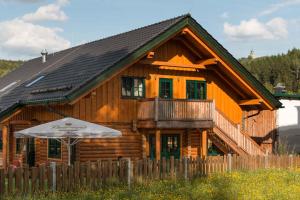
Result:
[48, 139, 61, 159]
[0, 130, 2, 151]
[159, 78, 173, 99]
[16, 138, 22, 154]
[0, 81, 19, 92]
[121, 77, 145, 98]
[26, 76, 45, 87]
[186, 80, 206, 100]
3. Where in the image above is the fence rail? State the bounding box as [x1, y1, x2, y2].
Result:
[0, 155, 300, 196]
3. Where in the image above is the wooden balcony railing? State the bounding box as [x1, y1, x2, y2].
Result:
[137, 98, 214, 122]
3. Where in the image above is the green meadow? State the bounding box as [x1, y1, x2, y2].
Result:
[3, 169, 300, 200]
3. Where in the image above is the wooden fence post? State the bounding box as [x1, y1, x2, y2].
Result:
[39, 164, 45, 191]
[264, 154, 269, 169]
[0, 168, 5, 196]
[8, 166, 13, 194]
[289, 154, 293, 169]
[15, 167, 22, 194]
[127, 158, 131, 189]
[170, 156, 175, 179]
[50, 162, 56, 192]
[184, 157, 188, 180]
[228, 154, 232, 172]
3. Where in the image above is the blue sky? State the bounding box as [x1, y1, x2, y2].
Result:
[0, 0, 299, 60]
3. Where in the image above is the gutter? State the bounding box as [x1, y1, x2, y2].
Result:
[0, 96, 70, 122]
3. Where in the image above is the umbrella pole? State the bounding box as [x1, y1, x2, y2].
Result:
[67, 138, 71, 166]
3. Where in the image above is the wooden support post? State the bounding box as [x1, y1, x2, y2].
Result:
[187, 130, 191, 157]
[155, 129, 161, 160]
[201, 130, 208, 158]
[2, 125, 8, 169]
[141, 132, 147, 158]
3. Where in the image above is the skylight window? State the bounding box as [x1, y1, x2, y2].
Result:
[26, 76, 45, 87]
[0, 81, 18, 92]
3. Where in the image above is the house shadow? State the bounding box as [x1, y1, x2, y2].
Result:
[246, 105, 300, 154]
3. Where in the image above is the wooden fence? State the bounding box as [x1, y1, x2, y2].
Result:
[1, 155, 300, 196]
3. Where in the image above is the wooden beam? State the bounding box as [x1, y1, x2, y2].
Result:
[2, 125, 8, 169]
[1, 109, 22, 123]
[174, 37, 203, 59]
[155, 129, 161, 160]
[147, 51, 155, 59]
[181, 28, 274, 110]
[197, 58, 218, 66]
[239, 99, 262, 106]
[201, 129, 208, 159]
[213, 69, 247, 99]
[187, 130, 191, 157]
[9, 120, 31, 125]
[139, 60, 213, 70]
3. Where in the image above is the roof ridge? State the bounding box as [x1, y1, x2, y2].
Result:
[72, 14, 190, 49]
[24, 14, 190, 63]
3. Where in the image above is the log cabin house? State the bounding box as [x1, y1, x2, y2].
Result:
[0, 14, 281, 168]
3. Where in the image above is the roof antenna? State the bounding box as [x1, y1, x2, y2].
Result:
[41, 49, 48, 63]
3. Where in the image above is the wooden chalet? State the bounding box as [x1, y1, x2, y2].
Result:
[0, 14, 281, 168]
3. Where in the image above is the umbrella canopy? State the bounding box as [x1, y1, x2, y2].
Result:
[15, 117, 121, 139]
[15, 117, 122, 166]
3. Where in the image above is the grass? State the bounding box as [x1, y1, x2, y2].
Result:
[3, 169, 300, 200]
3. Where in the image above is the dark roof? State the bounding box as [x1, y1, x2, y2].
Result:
[0, 14, 281, 120]
[274, 93, 300, 100]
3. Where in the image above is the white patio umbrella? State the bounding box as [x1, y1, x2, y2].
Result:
[15, 117, 122, 165]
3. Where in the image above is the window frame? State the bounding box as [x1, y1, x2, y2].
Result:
[121, 76, 145, 99]
[47, 139, 62, 159]
[159, 78, 173, 99]
[186, 80, 207, 100]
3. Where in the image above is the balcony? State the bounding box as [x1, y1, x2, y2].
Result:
[137, 98, 214, 129]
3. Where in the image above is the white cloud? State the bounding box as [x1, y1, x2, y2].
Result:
[260, 0, 300, 16]
[0, 0, 71, 59]
[21, 0, 69, 22]
[223, 18, 288, 41]
[22, 3, 68, 22]
[0, 19, 70, 59]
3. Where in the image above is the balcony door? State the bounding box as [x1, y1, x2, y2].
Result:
[159, 78, 173, 99]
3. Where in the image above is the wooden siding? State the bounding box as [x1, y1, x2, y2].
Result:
[78, 127, 142, 161]
[243, 110, 277, 138]
[69, 40, 243, 124]
[243, 110, 277, 153]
